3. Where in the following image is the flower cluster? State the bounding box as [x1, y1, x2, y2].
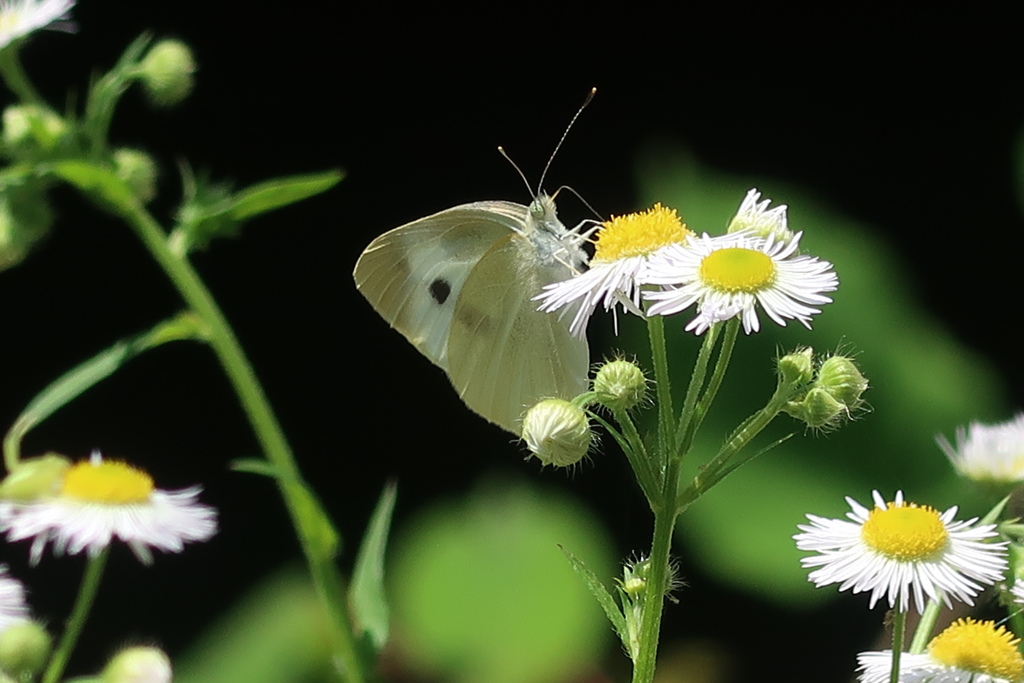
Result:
[536, 189, 838, 336]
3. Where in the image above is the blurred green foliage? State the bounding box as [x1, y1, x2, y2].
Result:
[389, 476, 615, 683]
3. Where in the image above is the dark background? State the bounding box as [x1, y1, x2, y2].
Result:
[2, 2, 1022, 680]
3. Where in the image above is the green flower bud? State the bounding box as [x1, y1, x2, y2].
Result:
[618, 556, 651, 599]
[0, 621, 51, 679]
[594, 359, 646, 412]
[102, 646, 172, 683]
[0, 183, 53, 271]
[777, 347, 814, 386]
[138, 40, 196, 106]
[784, 386, 846, 430]
[816, 355, 868, 409]
[2, 104, 66, 153]
[113, 148, 158, 204]
[0, 453, 71, 502]
[521, 399, 592, 467]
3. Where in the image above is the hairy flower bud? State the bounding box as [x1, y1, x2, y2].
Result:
[113, 148, 158, 204]
[138, 40, 196, 106]
[102, 646, 172, 683]
[594, 359, 646, 412]
[521, 399, 591, 467]
[777, 347, 814, 386]
[816, 355, 868, 410]
[0, 621, 51, 679]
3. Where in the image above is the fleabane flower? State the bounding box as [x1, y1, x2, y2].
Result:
[0, 566, 28, 634]
[0, 451, 217, 565]
[793, 491, 1008, 613]
[0, 0, 75, 50]
[857, 619, 1024, 683]
[726, 188, 796, 245]
[937, 414, 1024, 486]
[536, 203, 693, 337]
[644, 227, 838, 335]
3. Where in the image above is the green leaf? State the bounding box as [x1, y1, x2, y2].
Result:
[558, 545, 629, 651]
[172, 170, 343, 253]
[227, 171, 343, 220]
[349, 481, 398, 650]
[229, 458, 282, 478]
[4, 315, 205, 465]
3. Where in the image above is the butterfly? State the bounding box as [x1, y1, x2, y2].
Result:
[352, 190, 591, 436]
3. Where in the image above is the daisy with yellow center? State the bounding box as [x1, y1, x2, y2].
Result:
[0, 451, 217, 565]
[535, 203, 694, 337]
[793, 491, 1008, 613]
[857, 619, 1024, 683]
[937, 414, 1024, 485]
[0, 0, 75, 50]
[643, 189, 837, 335]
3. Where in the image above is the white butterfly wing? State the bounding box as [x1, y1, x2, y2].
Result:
[447, 228, 589, 434]
[353, 202, 523, 369]
[354, 199, 589, 435]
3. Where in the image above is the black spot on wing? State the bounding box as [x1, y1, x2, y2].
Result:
[430, 279, 452, 305]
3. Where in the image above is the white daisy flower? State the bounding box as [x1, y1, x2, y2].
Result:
[726, 188, 796, 245]
[1011, 579, 1024, 608]
[0, 451, 217, 565]
[937, 414, 1024, 485]
[793, 491, 1008, 613]
[857, 618, 1024, 683]
[644, 227, 838, 335]
[536, 203, 693, 337]
[0, 0, 75, 50]
[0, 566, 29, 634]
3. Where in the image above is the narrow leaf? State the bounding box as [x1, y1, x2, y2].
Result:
[349, 481, 397, 650]
[228, 171, 343, 220]
[558, 545, 629, 649]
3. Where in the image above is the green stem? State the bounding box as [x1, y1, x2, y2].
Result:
[647, 314, 674, 472]
[889, 607, 906, 683]
[0, 48, 46, 107]
[630, 323, 721, 683]
[686, 319, 739, 442]
[121, 206, 364, 682]
[909, 599, 940, 654]
[673, 324, 720, 457]
[42, 549, 108, 683]
[630, 464, 679, 683]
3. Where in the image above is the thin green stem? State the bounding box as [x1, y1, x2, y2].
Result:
[647, 314, 674, 472]
[0, 48, 46, 107]
[673, 324, 720, 457]
[629, 461, 679, 683]
[890, 607, 906, 683]
[42, 549, 109, 683]
[610, 408, 658, 504]
[121, 205, 364, 682]
[909, 599, 940, 654]
[685, 319, 739, 443]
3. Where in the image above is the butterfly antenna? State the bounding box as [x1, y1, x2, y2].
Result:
[497, 145, 534, 198]
[537, 87, 596, 196]
[553, 185, 603, 221]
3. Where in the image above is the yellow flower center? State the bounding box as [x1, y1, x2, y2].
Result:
[61, 459, 154, 504]
[592, 203, 692, 263]
[928, 618, 1024, 680]
[698, 247, 776, 292]
[860, 502, 948, 560]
